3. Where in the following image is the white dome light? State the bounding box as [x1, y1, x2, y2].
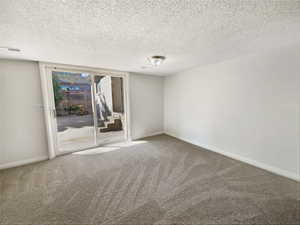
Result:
[148, 55, 166, 67]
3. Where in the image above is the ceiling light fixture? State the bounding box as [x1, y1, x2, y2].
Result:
[148, 55, 166, 67]
[0, 46, 21, 52]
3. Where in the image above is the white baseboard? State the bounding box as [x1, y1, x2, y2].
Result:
[165, 131, 300, 182]
[0, 156, 49, 170]
[133, 131, 164, 140]
[1, 133, 298, 182]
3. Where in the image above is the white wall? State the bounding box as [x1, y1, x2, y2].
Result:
[0, 59, 49, 168]
[164, 45, 300, 180]
[129, 73, 164, 139]
[3, 46, 298, 181]
[0, 60, 164, 168]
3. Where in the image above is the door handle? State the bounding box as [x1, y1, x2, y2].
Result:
[52, 109, 57, 118]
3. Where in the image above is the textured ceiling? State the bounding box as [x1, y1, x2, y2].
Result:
[1, 0, 300, 75]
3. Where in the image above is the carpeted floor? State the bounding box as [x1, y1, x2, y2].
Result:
[0, 134, 299, 224]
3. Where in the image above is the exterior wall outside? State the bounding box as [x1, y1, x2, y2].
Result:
[112, 77, 124, 113]
[98, 76, 113, 114]
[95, 76, 113, 122]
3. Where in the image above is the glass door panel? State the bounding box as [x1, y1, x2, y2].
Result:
[52, 71, 95, 152]
[94, 75, 125, 145]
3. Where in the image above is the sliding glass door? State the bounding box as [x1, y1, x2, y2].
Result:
[52, 71, 96, 152]
[50, 69, 127, 154]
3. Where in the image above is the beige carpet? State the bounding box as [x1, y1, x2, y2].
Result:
[0, 134, 299, 224]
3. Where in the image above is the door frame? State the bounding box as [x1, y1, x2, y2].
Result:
[39, 62, 131, 159]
